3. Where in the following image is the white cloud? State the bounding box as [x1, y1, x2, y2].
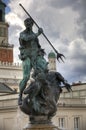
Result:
[58, 38, 86, 83]
[68, 38, 86, 58]
[6, 12, 24, 28]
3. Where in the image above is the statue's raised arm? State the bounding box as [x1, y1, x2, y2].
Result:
[19, 3, 65, 62]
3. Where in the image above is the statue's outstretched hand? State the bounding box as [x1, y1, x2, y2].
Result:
[64, 83, 72, 92]
[38, 28, 43, 35]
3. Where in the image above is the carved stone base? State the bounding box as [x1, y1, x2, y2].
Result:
[29, 115, 51, 124]
[23, 124, 61, 130]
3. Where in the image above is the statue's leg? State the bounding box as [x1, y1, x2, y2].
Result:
[18, 58, 32, 105]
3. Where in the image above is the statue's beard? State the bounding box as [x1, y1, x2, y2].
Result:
[26, 26, 32, 31]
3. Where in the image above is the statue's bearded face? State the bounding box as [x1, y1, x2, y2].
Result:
[24, 18, 33, 29]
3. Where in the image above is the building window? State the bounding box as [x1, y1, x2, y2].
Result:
[72, 91, 79, 97]
[0, 10, 3, 21]
[58, 118, 65, 128]
[74, 117, 80, 130]
[0, 27, 6, 37]
[65, 92, 71, 98]
[80, 90, 86, 97]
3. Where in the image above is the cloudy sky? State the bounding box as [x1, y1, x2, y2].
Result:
[3, 0, 86, 84]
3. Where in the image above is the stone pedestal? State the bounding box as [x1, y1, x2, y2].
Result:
[23, 115, 62, 130]
[23, 124, 61, 130]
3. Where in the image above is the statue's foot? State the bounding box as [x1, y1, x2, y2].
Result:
[18, 97, 22, 105]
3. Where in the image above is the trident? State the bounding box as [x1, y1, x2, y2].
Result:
[19, 3, 65, 62]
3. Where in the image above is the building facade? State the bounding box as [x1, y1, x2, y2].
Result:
[0, 0, 23, 93]
[0, 83, 86, 130]
[53, 83, 86, 130]
[0, 0, 13, 63]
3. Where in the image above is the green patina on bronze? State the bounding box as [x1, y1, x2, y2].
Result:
[18, 18, 48, 105]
